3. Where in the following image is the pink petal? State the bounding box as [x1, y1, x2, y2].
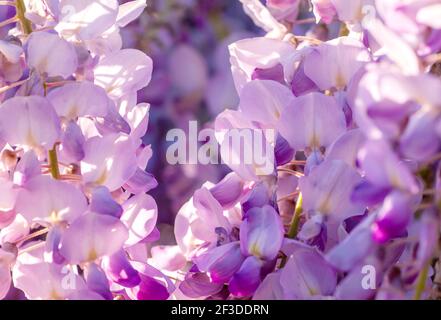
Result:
[26, 31, 78, 78]
[278, 93, 347, 150]
[16, 175, 87, 224]
[47, 81, 109, 119]
[60, 212, 128, 264]
[117, 0, 147, 27]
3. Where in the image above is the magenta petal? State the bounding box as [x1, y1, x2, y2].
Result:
[132, 275, 169, 300]
[191, 187, 231, 241]
[253, 272, 285, 300]
[128, 262, 174, 300]
[150, 245, 186, 272]
[311, 0, 336, 23]
[194, 241, 245, 284]
[252, 64, 285, 84]
[372, 191, 413, 244]
[240, 205, 284, 261]
[229, 256, 263, 298]
[123, 168, 158, 194]
[291, 61, 319, 96]
[275, 133, 295, 166]
[242, 182, 271, 213]
[102, 249, 141, 288]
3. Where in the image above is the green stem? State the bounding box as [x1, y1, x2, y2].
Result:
[414, 262, 430, 300]
[48, 146, 60, 179]
[287, 193, 303, 239]
[15, 0, 32, 35]
[279, 194, 303, 268]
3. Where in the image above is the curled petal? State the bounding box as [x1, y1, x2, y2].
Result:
[229, 255, 263, 297]
[372, 191, 413, 244]
[102, 249, 141, 288]
[94, 49, 153, 99]
[116, 0, 147, 27]
[121, 194, 158, 247]
[194, 241, 245, 284]
[209, 172, 246, 209]
[127, 261, 174, 300]
[81, 133, 138, 191]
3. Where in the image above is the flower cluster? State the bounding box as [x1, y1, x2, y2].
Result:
[167, 0, 441, 300]
[0, 0, 175, 300]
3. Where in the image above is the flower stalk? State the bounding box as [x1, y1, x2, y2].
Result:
[287, 193, 303, 239]
[15, 0, 32, 35]
[414, 262, 430, 300]
[48, 145, 61, 179]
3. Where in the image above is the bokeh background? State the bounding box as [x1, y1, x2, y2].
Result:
[130, 1, 262, 227]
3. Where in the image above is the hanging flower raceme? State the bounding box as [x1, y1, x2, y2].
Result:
[0, 0, 172, 300]
[169, 0, 441, 301]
